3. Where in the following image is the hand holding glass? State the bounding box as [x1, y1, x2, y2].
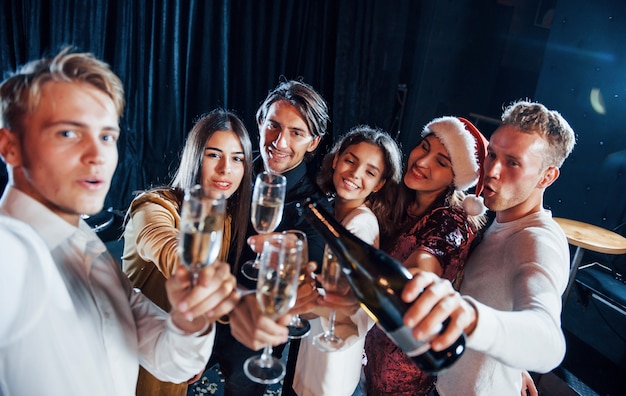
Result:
[241, 171, 287, 280]
[283, 230, 312, 339]
[178, 184, 226, 286]
[243, 233, 303, 384]
[312, 245, 351, 352]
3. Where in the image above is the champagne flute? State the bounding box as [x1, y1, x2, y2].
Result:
[312, 245, 351, 352]
[243, 233, 303, 384]
[241, 171, 287, 281]
[178, 184, 226, 286]
[283, 230, 312, 339]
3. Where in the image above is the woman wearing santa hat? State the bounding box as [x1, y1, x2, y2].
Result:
[363, 116, 489, 395]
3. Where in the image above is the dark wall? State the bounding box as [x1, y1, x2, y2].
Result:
[1, 0, 625, 230]
[536, 0, 626, 372]
[536, 0, 626, 230]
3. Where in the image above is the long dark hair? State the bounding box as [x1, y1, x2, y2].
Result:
[172, 109, 253, 265]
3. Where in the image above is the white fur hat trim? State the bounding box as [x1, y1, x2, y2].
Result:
[421, 116, 480, 191]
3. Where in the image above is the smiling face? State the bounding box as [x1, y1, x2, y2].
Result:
[403, 134, 454, 197]
[3, 81, 119, 226]
[482, 124, 558, 222]
[201, 130, 246, 199]
[332, 141, 387, 208]
[258, 100, 320, 174]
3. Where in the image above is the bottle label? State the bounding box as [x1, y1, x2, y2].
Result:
[382, 324, 432, 357]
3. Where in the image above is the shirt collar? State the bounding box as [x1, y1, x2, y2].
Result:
[0, 186, 97, 252]
[253, 156, 308, 192]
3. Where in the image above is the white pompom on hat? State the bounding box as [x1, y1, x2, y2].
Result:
[421, 116, 488, 216]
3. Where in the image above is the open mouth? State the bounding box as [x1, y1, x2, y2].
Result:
[409, 165, 426, 180]
[213, 181, 232, 190]
[343, 178, 359, 190]
[81, 178, 105, 190]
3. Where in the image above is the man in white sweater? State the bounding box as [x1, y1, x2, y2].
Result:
[402, 99, 576, 395]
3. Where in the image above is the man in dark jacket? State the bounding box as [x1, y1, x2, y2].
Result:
[207, 80, 333, 395]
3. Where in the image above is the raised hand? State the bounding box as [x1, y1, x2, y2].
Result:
[401, 270, 477, 351]
[166, 261, 239, 333]
[288, 261, 320, 316]
[229, 293, 291, 351]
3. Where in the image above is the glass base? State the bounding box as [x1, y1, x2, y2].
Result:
[243, 355, 285, 384]
[287, 317, 312, 339]
[312, 331, 345, 352]
[240, 260, 259, 281]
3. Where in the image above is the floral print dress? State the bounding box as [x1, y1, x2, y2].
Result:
[363, 204, 479, 395]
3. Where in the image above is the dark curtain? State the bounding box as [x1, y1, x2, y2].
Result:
[1, 0, 426, 211]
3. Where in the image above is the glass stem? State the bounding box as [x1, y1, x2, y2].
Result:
[259, 344, 274, 368]
[328, 309, 337, 335]
[253, 252, 262, 269]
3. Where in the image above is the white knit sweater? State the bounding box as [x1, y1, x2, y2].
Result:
[437, 210, 569, 395]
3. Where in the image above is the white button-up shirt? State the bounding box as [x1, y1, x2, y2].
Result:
[0, 187, 215, 396]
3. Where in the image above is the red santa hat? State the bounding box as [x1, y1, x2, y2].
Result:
[421, 116, 488, 216]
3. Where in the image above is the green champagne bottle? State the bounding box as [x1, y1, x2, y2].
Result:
[299, 199, 465, 373]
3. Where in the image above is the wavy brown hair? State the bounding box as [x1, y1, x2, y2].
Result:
[317, 125, 404, 240]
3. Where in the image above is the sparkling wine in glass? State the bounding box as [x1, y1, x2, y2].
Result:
[283, 230, 312, 339]
[243, 233, 303, 384]
[312, 245, 351, 352]
[178, 184, 226, 286]
[241, 171, 286, 280]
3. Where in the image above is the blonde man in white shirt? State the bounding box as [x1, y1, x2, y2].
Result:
[0, 47, 239, 396]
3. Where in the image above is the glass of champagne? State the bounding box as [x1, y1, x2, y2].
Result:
[283, 230, 312, 339]
[243, 233, 303, 384]
[241, 171, 287, 281]
[312, 245, 351, 352]
[178, 184, 226, 286]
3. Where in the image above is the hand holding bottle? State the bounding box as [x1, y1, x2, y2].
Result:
[401, 269, 478, 352]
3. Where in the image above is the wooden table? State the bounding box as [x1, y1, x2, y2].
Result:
[553, 217, 626, 302]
